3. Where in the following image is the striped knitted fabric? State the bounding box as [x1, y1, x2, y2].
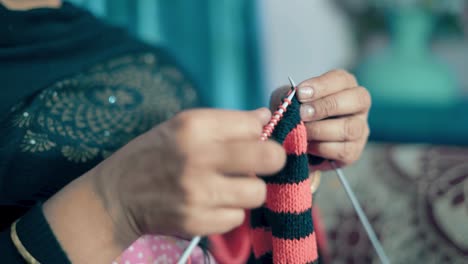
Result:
[250, 96, 318, 264]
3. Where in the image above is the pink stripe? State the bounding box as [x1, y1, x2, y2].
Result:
[272, 232, 318, 264]
[250, 228, 272, 258]
[283, 122, 307, 155]
[266, 179, 312, 214]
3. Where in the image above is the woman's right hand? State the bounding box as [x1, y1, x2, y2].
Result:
[92, 108, 287, 246]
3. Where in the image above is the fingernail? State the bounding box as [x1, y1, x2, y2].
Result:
[298, 86, 314, 101]
[300, 104, 315, 120]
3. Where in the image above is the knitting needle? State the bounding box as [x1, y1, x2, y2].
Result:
[178, 79, 298, 263]
[177, 236, 201, 264]
[330, 161, 390, 264]
[261, 77, 297, 141]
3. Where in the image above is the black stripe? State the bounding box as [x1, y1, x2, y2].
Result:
[271, 96, 301, 144]
[267, 208, 314, 240]
[308, 154, 325, 166]
[263, 154, 309, 184]
[250, 206, 269, 229]
[256, 252, 273, 264]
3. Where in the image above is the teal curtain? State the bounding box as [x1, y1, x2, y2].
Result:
[66, 0, 264, 109]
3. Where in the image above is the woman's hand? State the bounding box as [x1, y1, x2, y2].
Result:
[271, 70, 371, 170]
[44, 108, 285, 263]
[92, 108, 286, 244]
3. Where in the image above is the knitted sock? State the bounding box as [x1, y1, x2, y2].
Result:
[250, 96, 318, 264]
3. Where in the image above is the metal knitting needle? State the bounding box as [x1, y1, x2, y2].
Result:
[330, 161, 390, 264]
[177, 236, 201, 264]
[179, 79, 298, 263]
[289, 76, 389, 264]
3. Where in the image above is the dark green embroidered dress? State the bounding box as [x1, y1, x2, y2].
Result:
[0, 3, 200, 262]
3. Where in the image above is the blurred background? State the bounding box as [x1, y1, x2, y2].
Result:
[67, 0, 468, 145]
[68, 0, 468, 263]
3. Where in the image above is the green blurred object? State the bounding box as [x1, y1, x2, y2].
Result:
[356, 7, 459, 107]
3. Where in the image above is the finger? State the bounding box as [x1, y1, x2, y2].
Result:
[296, 69, 358, 103]
[175, 108, 270, 141]
[252, 108, 272, 125]
[300, 86, 371, 121]
[211, 176, 267, 209]
[305, 115, 368, 142]
[184, 208, 245, 236]
[308, 161, 333, 171]
[307, 140, 365, 166]
[215, 140, 287, 175]
[183, 173, 266, 209]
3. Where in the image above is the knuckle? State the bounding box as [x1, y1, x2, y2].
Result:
[173, 110, 192, 127]
[180, 112, 201, 133]
[307, 123, 321, 139]
[357, 87, 371, 109]
[338, 142, 358, 164]
[331, 69, 348, 77]
[317, 97, 338, 118]
[332, 69, 356, 85]
[344, 118, 365, 141]
[173, 111, 200, 141]
[205, 183, 223, 205]
[308, 79, 323, 94]
[195, 145, 220, 166]
[346, 72, 358, 86]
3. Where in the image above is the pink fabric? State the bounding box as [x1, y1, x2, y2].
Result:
[114, 235, 215, 264]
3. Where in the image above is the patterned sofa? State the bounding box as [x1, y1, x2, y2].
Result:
[316, 143, 467, 264]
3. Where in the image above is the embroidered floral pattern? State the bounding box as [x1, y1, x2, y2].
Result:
[13, 111, 34, 128]
[20, 130, 56, 153]
[12, 52, 198, 162]
[61, 145, 100, 163]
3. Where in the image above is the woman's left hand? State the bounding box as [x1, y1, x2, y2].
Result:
[271, 69, 371, 170]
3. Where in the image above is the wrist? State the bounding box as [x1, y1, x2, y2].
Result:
[91, 153, 143, 245]
[43, 169, 131, 263]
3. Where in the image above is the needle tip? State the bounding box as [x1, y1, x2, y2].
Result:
[288, 76, 296, 89]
